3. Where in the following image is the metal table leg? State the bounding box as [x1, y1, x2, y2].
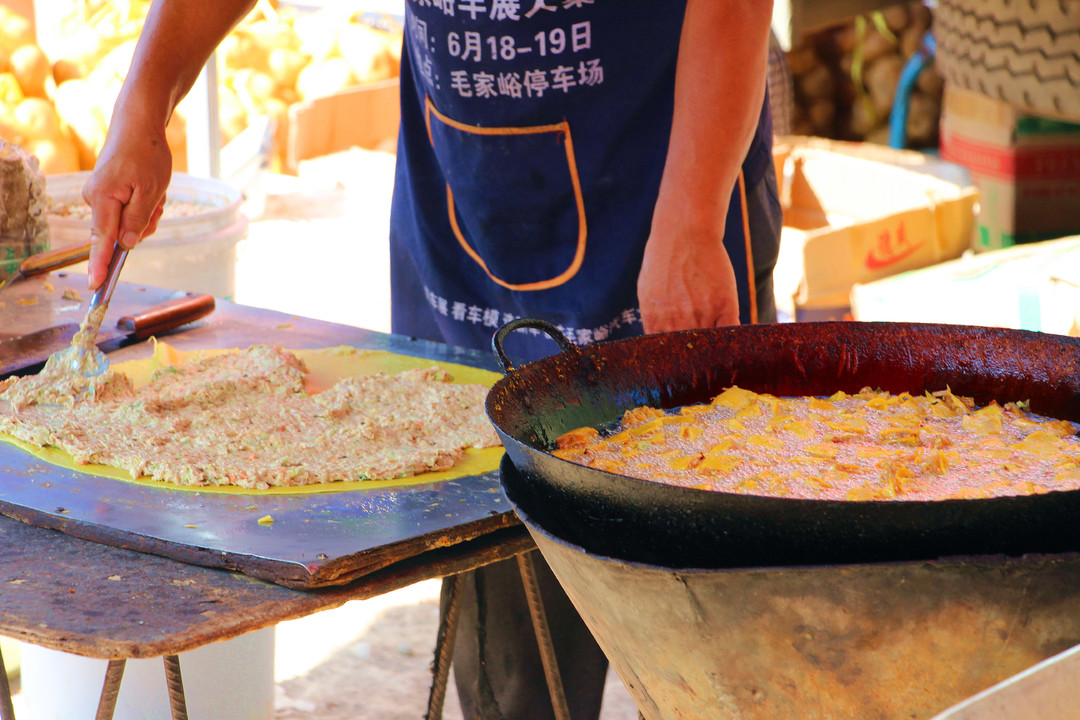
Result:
[95, 659, 127, 720]
[92, 655, 189, 720]
[0, 645, 15, 720]
[424, 543, 578, 720]
[518, 551, 572, 720]
[426, 574, 464, 720]
[164, 655, 189, 720]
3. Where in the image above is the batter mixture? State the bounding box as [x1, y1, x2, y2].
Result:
[0, 345, 500, 488]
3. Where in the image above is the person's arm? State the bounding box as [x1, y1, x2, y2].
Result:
[636, 0, 772, 332]
[84, 0, 257, 289]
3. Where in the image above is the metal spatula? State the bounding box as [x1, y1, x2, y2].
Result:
[54, 244, 129, 377]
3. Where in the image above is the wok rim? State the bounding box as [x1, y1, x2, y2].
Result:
[485, 320, 1080, 567]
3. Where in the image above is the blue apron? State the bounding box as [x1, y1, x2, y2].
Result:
[389, 0, 773, 362]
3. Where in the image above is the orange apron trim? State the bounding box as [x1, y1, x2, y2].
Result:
[425, 96, 588, 292]
[737, 168, 758, 324]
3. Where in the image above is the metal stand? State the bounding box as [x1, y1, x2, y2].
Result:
[426, 574, 463, 720]
[0, 646, 15, 720]
[518, 552, 572, 720]
[94, 659, 126, 720]
[425, 550, 574, 720]
[0, 653, 190, 720]
[164, 655, 189, 720]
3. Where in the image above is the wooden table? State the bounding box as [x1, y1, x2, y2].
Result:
[0, 274, 557, 720]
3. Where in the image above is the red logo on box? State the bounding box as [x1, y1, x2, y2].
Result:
[865, 221, 925, 270]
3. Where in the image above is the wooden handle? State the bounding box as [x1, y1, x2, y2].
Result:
[18, 243, 92, 277]
[116, 293, 216, 340]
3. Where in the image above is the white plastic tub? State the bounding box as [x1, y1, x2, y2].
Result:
[46, 172, 248, 300]
[19, 627, 274, 720]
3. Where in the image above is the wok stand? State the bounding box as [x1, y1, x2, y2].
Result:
[507, 459, 1080, 720]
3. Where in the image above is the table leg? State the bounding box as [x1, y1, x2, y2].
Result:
[0, 645, 15, 720]
[94, 659, 126, 720]
[517, 551, 572, 720]
[426, 574, 464, 720]
[164, 655, 189, 720]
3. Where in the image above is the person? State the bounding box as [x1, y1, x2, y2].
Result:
[84, 1, 781, 719]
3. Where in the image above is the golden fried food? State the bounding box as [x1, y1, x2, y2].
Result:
[552, 387, 1080, 501]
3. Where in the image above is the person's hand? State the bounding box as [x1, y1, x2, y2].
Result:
[81, 111, 172, 289]
[637, 217, 739, 334]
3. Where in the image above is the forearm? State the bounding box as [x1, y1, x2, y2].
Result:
[654, 0, 772, 231]
[85, 0, 256, 289]
[113, 0, 257, 131]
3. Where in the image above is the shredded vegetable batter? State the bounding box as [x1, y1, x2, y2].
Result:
[0, 345, 500, 488]
[553, 386, 1080, 501]
[2, 304, 114, 409]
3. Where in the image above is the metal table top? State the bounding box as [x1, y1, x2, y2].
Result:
[0, 273, 519, 589]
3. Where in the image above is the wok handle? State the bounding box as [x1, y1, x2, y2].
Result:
[492, 318, 578, 374]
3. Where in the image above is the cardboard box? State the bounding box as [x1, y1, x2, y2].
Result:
[939, 84, 1080, 252]
[286, 78, 400, 172]
[772, 139, 979, 321]
[851, 235, 1080, 336]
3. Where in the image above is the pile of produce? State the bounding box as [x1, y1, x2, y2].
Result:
[787, 1, 944, 148]
[0, 1, 402, 175]
[0, 5, 79, 175]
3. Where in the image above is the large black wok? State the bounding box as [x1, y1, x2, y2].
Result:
[486, 319, 1080, 568]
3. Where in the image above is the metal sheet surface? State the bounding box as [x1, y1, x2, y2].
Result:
[0, 273, 517, 588]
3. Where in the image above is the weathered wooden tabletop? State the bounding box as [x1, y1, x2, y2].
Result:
[0, 512, 532, 659]
[0, 272, 534, 659]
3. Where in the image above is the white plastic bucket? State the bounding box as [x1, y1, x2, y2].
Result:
[45, 172, 248, 300]
[18, 628, 275, 720]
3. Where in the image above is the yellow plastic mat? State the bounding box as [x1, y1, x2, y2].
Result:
[1, 342, 504, 495]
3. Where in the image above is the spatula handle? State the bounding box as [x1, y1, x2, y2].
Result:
[18, 243, 91, 277]
[117, 293, 217, 340]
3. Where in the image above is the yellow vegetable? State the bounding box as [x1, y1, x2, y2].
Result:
[10, 44, 51, 98]
[267, 46, 311, 90]
[0, 71, 24, 106]
[53, 78, 108, 170]
[338, 21, 394, 84]
[230, 68, 279, 111]
[28, 136, 79, 174]
[11, 97, 63, 143]
[221, 32, 270, 75]
[293, 7, 345, 62]
[0, 7, 34, 54]
[296, 57, 355, 101]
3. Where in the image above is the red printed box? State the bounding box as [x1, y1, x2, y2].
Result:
[771, 137, 978, 321]
[939, 84, 1080, 251]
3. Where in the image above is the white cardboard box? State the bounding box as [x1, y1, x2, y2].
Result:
[850, 235, 1080, 336]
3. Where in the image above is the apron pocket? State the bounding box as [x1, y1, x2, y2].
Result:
[426, 97, 587, 292]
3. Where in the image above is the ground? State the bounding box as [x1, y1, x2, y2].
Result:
[272, 579, 639, 720]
